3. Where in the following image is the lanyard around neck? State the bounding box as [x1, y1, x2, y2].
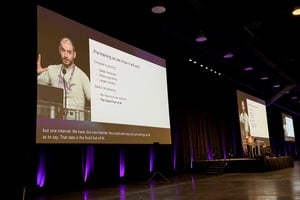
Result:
[59, 65, 75, 92]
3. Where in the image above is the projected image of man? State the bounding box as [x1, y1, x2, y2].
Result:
[239, 100, 250, 139]
[37, 37, 91, 121]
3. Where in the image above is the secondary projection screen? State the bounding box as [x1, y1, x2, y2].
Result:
[236, 90, 270, 155]
[281, 113, 296, 142]
[36, 6, 171, 144]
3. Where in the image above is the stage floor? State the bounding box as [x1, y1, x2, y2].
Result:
[28, 160, 299, 200]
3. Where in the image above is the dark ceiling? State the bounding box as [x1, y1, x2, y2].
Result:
[36, 0, 300, 116]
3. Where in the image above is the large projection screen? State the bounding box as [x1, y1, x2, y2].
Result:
[281, 113, 296, 142]
[36, 6, 171, 144]
[236, 90, 270, 156]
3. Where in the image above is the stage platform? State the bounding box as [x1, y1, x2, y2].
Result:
[192, 156, 294, 173]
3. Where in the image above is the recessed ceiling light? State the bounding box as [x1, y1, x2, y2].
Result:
[260, 76, 269, 80]
[292, 6, 300, 16]
[273, 84, 280, 88]
[195, 33, 207, 42]
[223, 52, 234, 59]
[151, 4, 166, 14]
[244, 66, 254, 71]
